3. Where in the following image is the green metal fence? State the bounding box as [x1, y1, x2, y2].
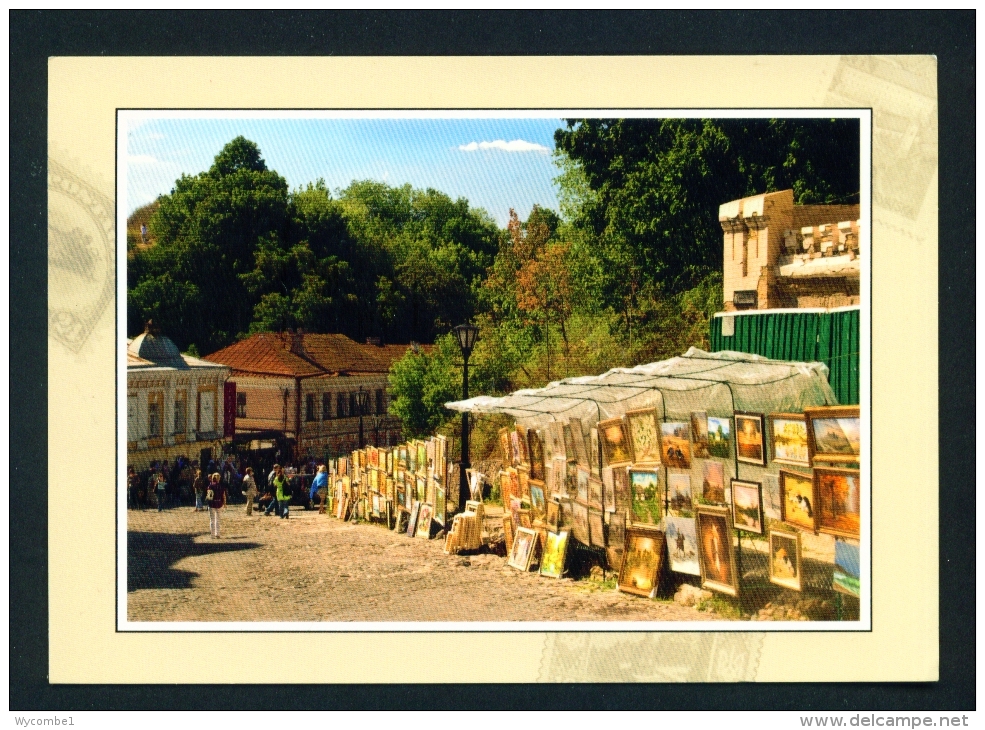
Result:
[709, 308, 860, 405]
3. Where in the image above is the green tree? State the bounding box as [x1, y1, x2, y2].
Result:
[387, 335, 462, 439]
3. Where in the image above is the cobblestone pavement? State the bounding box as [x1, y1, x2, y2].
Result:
[126, 506, 719, 623]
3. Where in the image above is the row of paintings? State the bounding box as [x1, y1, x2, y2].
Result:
[502, 406, 860, 476]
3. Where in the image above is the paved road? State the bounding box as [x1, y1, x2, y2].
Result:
[126, 506, 719, 623]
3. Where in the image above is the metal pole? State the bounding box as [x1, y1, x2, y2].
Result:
[459, 353, 470, 513]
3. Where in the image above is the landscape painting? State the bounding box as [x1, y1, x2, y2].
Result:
[690, 411, 710, 459]
[735, 412, 767, 466]
[707, 416, 732, 459]
[701, 460, 726, 504]
[628, 469, 662, 525]
[617, 527, 665, 598]
[814, 467, 861, 539]
[660, 422, 692, 469]
[667, 473, 693, 514]
[598, 417, 632, 467]
[730, 480, 764, 534]
[770, 414, 810, 466]
[806, 406, 862, 464]
[833, 538, 861, 597]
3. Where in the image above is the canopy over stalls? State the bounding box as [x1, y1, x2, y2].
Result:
[445, 348, 837, 430]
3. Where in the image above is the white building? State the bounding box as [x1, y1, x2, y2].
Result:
[126, 322, 231, 471]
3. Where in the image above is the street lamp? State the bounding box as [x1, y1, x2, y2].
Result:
[356, 386, 370, 449]
[453, 322, 479, 513]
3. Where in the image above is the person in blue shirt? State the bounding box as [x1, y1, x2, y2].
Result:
[309, 464, 328, 511]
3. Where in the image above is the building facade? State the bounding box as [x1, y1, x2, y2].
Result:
[720, 189, 861, 311]
[204, 332, 420, 462]
[127, 323, 231, 471]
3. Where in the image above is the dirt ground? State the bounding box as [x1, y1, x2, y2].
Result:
[127, 505, 721, 623]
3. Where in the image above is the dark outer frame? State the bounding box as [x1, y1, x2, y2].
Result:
[733, 411, 768, 466]
[11, 7, 972, 713]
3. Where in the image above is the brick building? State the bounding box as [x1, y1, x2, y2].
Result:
[203, 332, 422, 462]
[719, 189, 861, 311]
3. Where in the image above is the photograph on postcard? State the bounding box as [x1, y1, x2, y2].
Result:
[118, 109, 868, 630]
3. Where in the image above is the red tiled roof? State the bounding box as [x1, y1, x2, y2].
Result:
[203, 332, 423, 377]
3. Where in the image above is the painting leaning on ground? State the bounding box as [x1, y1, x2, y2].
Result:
[121, 111, 865, 626]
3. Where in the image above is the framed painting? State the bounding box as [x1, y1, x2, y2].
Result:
[508, 527, 538, 571]
[502, 515, 515, 554]
[514, 426, 530, 466]
[628, 468, 662, 525]
[569, 418, 590, 468]
[434, 485, 446, 526]
[589, 427, 601, 477]
[395, 484, 406, 512]
[617, 526, 665, 598]
[527, 428, 545, 481]
[398, 446, 408, 470]
[779, 469, 816, 532]
[416, 503, 433, 538]
[371, 492, 381, 518]
[575, 465, 591, 504]
[707, 416, 732, 459]
[625, 407, 662, 465]
[426, 438, 436, 472]
[407, 444, 417, 473]
[768, 529, 803, 591]
[529, 482, 546, 516]
[607, 511, 626, 549]
[417, 442, 428, 474]
[416, 476, 426, 503]
[392, 508, 407, 534]
[545, 499, 560, 531]
[509, 496, 523, 532]
[406, 500, 421, 537]
[735, 412, 767, 466]
[664, 515, 701, 576]
[668, 472, 693, 514]
[601, 467, 616, 513]
[597, 417, 632, 467]
[804, 406, 861, 465]
[690, 411, 711, 459]
[770, 413, 810, 466]
[660, 422, 692, 469]
[370, 447, 380, 468]
[696, 505, 739, 597]
[562, 423, 577, 464]
[814, 467, 861, 539]
[612, 466, 631, 512]
[517, 465, 531, 501]
[571, 501, 590, 545]
[833, 537, 861, 597]
[701, 460, 725, 504]
[588, 508, 606, 548]
[518, 508, 532, 529]
[730, 479, 764, 534]
[550, 456, 567, 496]
[539, 530, 569, 579]
[548, 422, 566, 462]
[588, 475, 604, 510]
[435, 435, 447, 481]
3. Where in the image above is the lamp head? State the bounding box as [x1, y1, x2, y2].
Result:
[453, 322, 479, 358]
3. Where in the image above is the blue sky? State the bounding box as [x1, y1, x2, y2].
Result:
[125, 115, 568, 226]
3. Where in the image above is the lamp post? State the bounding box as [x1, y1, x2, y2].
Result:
[356, 386, 370, 449]
[453, 322, 479, 513]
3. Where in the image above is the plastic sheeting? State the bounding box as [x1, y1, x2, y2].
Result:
[445, 347, 837, 431]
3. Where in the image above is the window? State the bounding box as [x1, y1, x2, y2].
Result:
[148, 392, 163, 438]
[322, 392, 331, 420]
[174, 391, 187, 434]
[349, 392, 358, 417]
[337, 392, 348, 418]
[305, 393, 316, 422]
[236, 392, 247, 418]
[127, 394, 139, 441]
[375, 389, 384, 415]
[198, 390, 215, 433]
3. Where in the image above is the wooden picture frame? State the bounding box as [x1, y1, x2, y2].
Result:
[529, 481, 547, 517]
[588, 475, 604, 511]
[612, 466, 631, 512]
[545, 499, 561, 532]
[601, 467, 617, 513]
[707, 416, 732, 459]
[589, 427, 602, 477]
[508, 527, 538, 571]
[696, 505, 739, 597]
[813, 466, 861, 539]
[625, 407, 663, 465]
[779, 469, 818, 533]
[514, 425, 530, 466]
[575, 465, 591, 504]
[768, 529, 803, 591]
[539, 530, 569, 578]
[434, 485, 446, 526]
[548, 422, 566, 462]
[628, 468, 662, 525]
[598, 417, 632, 467]
[499, 427, 513, 465]
[569, 418, 590, 468]
[770, 413, 810, 467]
[734, 412, 768, 466]
[406, 500, 421, 537]
[804, 406, 861, 465]
[416, 503, 433, 538]
[667, 472, 693, 514]
[617, 525, 665, 598]
[690, 411, 711, 459]
[527, 428, 545, 481]
[730, 479, 764, 535]
[571, 501, 590, 545]
[659, 421, 692, 469]
[588, 508, 606, 548]
[502, 515, 515, 554]
[562, 423, 578, 464]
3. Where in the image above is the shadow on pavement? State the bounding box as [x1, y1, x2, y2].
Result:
[127, 531, 259, 591]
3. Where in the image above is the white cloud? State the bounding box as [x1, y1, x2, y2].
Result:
[458, 139, 550, 154]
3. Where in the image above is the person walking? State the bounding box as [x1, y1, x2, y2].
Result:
[192, 469, 206, 512]
[241, 467, 258, 516]
[127, 466, 139, 510]
[154, 469, 167, 512]
[271, 465, 292, 520]
[207, 472, 227, 539]
[309, 464, 328, 512]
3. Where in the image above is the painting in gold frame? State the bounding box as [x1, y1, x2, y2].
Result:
[562, 423, 577, 464]
[804, 406, 861, 465]
[813, 466, 861, 539]
[617, 525, 665, 598]
[539, 530, 569, 578]
[696, 505, 739, 596]
[730, 479, 764, 535]
[735, 412, 767, 466]
[598, 417, 632, 467]
[416, 503, 433, 538]
[779, 469, 817, 533]
[768, 529, 803, 591]
[588, 508, 606, 548]
[508, 527, 537, 571]
[625, 407, 662, 465]
[570, 501, 590, 545]
[690, 411, 711, 459]
[514, 426, 530, 466]
[660, 421, 692, 469]
[569, 418, 589, 467]
[527, 428, 545, 481]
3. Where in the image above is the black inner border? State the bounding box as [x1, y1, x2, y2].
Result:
[10, 9, 974, 711]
